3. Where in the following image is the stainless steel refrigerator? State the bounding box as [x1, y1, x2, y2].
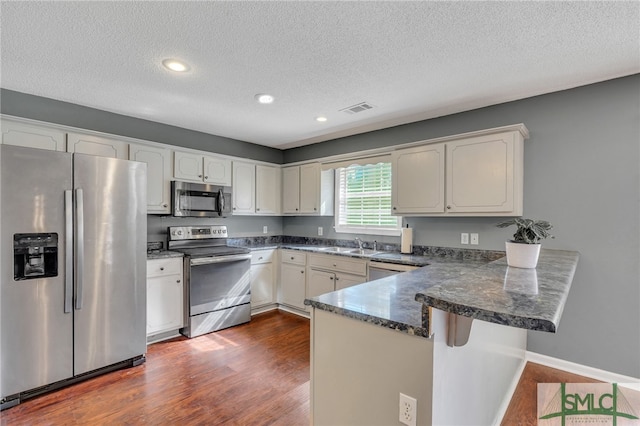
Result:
[1, 144, 147, 408]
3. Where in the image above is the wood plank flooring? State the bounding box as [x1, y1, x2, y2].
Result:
[501, 361, 602, 426]
[0, 310, 310, 426]
[2, 309, 605, 426]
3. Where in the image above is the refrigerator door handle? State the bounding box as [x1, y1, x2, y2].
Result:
[64, 190, 73, 313]
[75, 188, 84, 310]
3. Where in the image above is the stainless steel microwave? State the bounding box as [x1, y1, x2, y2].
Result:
[172, 181, 232, 217]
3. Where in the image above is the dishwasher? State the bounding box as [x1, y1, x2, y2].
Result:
[368, 261, 419, 280]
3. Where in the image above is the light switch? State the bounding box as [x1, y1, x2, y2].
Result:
[470, 233, 479, 245]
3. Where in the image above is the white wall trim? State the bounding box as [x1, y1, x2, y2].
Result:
[526, 351, 640, 387]
[492, 358, 527, 426]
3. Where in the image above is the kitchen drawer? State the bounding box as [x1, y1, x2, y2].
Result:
[251, 249, 275, 265]
[147, 257, 183, 278]
[281, 249, 306, 266]
[308, 254, 367, 276]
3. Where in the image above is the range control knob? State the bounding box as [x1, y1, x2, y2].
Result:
[177, 230, 183, 236]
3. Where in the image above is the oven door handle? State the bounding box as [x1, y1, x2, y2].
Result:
[190, 253, 252, 266]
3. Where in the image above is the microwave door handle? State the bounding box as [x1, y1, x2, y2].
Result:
[217, 189, 225, 216]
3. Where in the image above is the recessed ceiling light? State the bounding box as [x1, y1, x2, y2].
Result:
[315, 116, 328, 122]
[162, 59, 190, 72]
[255, 94, 275, 104]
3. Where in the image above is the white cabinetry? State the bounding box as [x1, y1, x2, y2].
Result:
[256, 165, 282, 215]
[173, 151, 232, 185]
[147, 257, 184, 341]
[391, 144, 445, 214]
[282, 163, 334, 215]
[250, 250, 276, 311]
[280, 250, 307, 312]
[67, 133, 128, 159]
[232, 162, 281, 216]
[129, 143, 172, 214]
[391, 128, 525, 216]
[307, 253, 368, 300]
[1, 120, 66, 151]
[445, 132, 522, 214]
[232, 161, 256, 214]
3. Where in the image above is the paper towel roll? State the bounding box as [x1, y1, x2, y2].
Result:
[401, 227, 413, 254]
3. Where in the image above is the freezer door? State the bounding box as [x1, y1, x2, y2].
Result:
[72, 154, 147, 375]
[1, 145, 74, 397]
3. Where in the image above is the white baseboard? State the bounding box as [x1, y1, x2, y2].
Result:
[277, 305, 310, 319]
[492, 358, 527, 426]
[526, 351, 640, 389]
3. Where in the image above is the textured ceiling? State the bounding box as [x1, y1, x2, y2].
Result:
[1, 1, 638, 149]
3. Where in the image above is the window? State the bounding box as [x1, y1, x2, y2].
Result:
[334, 162, 401, 236]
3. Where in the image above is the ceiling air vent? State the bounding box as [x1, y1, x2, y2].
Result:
[340, 102, 375, 115]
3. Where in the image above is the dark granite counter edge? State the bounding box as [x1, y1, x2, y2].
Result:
[415, 295, 557, 333]
[304, 300, 431, 338]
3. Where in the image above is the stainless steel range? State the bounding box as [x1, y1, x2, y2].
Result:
[168, 225, 251, 338]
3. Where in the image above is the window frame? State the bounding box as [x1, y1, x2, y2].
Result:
[333, 163, 402, 237]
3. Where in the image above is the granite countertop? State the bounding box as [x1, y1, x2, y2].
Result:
[305, 249, 579, 339]
[147, 250, 184, 259]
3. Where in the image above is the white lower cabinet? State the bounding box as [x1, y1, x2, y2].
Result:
[250, 250, 276, 310]
[306, 254, 368, 307]
[279, 250, 307, 311]
[147, 257, 184, 340]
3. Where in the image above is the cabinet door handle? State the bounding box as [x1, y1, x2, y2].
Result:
[295, 208, 299, 211]
[301, 270, 304, 274]
[330, 276, 334, 280]
[314, 207, 317, 211]
[335, 277, 339, 281]
[447, 205, 451, 210]
[204, 175, 209, 180]
[256, 208, 260, 211]
[163, 203, 168, 207]
[291, 256, 295, 260]
[176, 279, 181, 283]
[333, 264, 337, 267]
[198, 174, 202, 178]
[160, 267, 164, 271]
[393, 207, 397, 210]
[258, 256, 263, 260]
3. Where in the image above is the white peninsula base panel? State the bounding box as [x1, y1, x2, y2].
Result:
[310, 308, 526, 426]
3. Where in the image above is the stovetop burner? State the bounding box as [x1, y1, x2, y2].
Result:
[167, 225, 250, 258]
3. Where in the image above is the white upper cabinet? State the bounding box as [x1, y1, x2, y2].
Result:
[392, 144, 445, 214]
[1, 120, 67, 151]
[129, 143, 172, 214]
[282, 166, 301, 213]
[67, 133, 128, 159]
[256, 165, 282, 215]
[232, 161, 256, 214]
[174, 151, 232, 185]
[391, 127, 525, 216]
[203, 155, 232, 185]
[282, 163, 334, 216]
[446, 132, 521, 214]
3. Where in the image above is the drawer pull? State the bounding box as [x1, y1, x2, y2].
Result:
[259, 256, 263, 260]
[291, 256, 295, 260]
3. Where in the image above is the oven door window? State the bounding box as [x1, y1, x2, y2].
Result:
[189, 258, 251, 315]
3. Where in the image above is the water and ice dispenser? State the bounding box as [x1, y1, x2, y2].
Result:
[13, 233, 59, 280]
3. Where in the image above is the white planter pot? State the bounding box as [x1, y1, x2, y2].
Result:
[504, 241, 541, 269]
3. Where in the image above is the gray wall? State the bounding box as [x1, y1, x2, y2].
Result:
[283, 74, 640, 377]
[0, 89, 283, 164]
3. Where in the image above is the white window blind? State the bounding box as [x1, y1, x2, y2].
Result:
[334, 162, 401, 235]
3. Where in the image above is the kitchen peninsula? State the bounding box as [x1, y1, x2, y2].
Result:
[305, 249, 579, 425]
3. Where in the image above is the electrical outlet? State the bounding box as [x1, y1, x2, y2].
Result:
[318, 227, 323, 236]
[262, 226, 268, 234]
[460, 233, 469, 245]
[399, 393, 417, 426]
[470, 233, 479, 245]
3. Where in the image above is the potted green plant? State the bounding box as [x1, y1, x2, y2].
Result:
[496, 218, 553, 268]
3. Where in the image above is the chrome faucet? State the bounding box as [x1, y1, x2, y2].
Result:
[355, 237, 363, 250]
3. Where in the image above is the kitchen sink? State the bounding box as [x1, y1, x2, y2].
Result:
[318, 247, 382, 256]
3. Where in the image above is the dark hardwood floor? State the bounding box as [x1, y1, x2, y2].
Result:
[0, 310, 310, 426]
